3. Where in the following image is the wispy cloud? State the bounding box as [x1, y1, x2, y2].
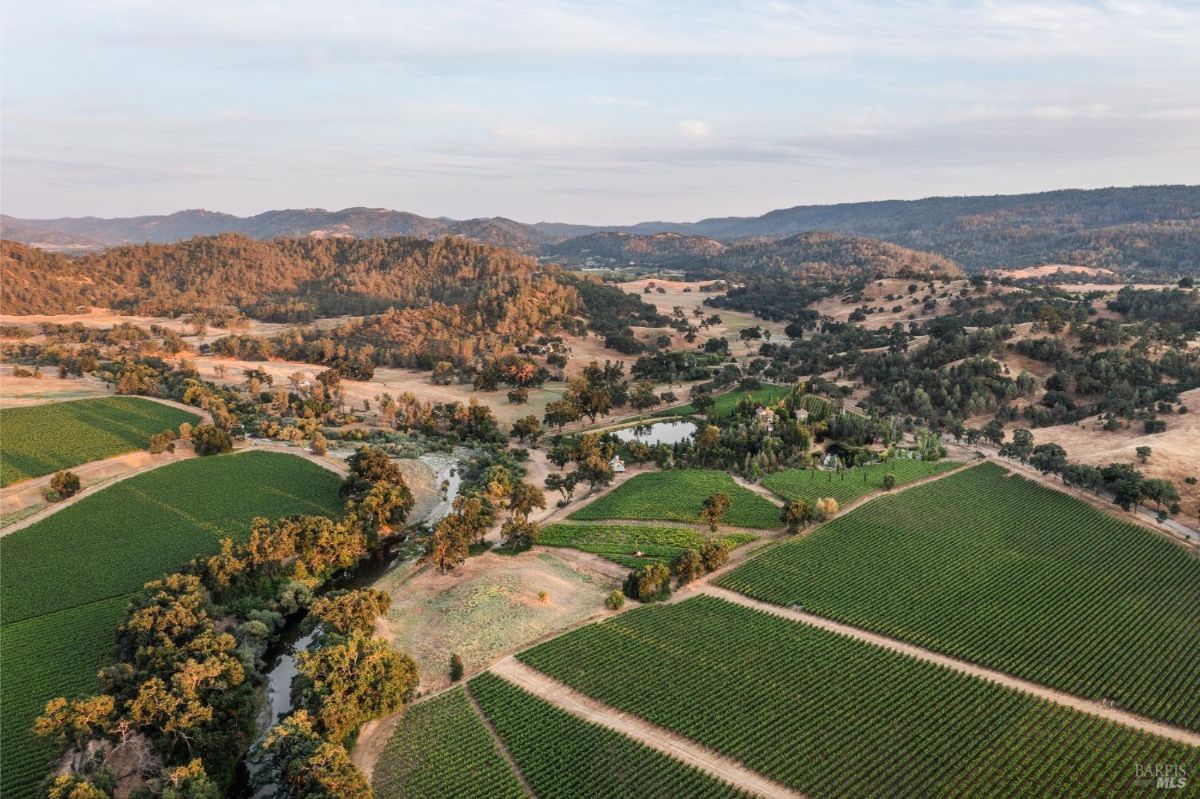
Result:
[1, 1, 1198, 220]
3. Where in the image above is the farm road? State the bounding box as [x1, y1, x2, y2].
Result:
[490, 657, 807, 799]
[703, 585, 1200, 748]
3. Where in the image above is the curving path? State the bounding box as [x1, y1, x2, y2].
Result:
[1, 441, 347, 536]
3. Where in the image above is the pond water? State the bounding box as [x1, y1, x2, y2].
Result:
[613, 420, 696, 446]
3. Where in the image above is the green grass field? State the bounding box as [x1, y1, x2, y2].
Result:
[539, 522, 755, 568]
[655, 384, 795, 419]
[373, 687, 525, 799]
[720, 461, 1200, 731]
[0, 397, 200, 486]
[568, 469, 780, 529]
[0, 451, 343, 799]
[761, 459, 959, 506]
[470, 672, 753, 799]
[519, 596, 1198, 798]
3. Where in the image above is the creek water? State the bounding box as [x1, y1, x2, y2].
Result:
[232, 452, 461, 796]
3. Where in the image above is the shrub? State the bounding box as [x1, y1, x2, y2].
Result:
[605, 590, 625, 611]
[46, 470, 81, 502]
[148, 429, 177, 454]
[882, 473, 896, 490]
[623, 563, 671, 603]
[672, 549, 704, 585]
[699, 540, 731, 572]
[449, 653, 464, 682]
[191, 424, 233, 455]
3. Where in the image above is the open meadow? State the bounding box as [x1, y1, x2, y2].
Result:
[0, 451, 343, 799]
[518, 595, 1198, 798]
[0, 396, 200, 486]
[568, 469, 781, 529]
[374, 548, 623, 692]
[720, 461, 1200, 730]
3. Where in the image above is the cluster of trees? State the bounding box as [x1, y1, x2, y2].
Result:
[995, 430, 1183, 519]
[564, 275, 669, 354]
[34, 447, 418, 797]
[542, 360, 655, 429]
[256, 589, 418, 799]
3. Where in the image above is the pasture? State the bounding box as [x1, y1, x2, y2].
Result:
[720, 461, 1200, 730]
[0, 451, 343, 799]
[761, 458, 959, 506]
[0, 396, 200, 486]
[568, 469, 780, 529]
[518, 595, 1197, 798]
[470, 672, 752, 799]
[539, 522, 755, 568]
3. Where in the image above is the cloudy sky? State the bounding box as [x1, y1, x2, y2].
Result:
[2, 0, 1198, 223]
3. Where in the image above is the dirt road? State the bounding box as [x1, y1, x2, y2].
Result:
[702, 586, 1200, 748]
[490, 657, 807, 799]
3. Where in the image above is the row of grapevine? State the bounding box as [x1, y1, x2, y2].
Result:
[372, 686, 525, 799]
[517, 595, 1198, 798]
[0, 595, 128, 799]
[469, 672, 753, 799]
[568, 469, 782, 528]
[538, 522, 755, 568]
[761, 458, 959, 505]
[719, 461, 1200, 730]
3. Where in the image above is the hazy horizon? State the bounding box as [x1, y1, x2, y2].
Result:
[3, 1, 1199, 223]
[4, 182, 1198, 229]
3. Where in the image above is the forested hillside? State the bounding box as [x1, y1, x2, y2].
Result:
[7, 186, 1197, 276]
[703, 232, 962, 279]
[628, 185, 1200, 276]
[0, 234, 571, 320]
[546, 231, 727, 266]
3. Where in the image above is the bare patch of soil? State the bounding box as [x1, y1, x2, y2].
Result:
[374, 549, 623, 693]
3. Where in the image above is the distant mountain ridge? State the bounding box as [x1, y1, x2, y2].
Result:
[0, 208, 549, 255]
[4, 185, 1198, 276]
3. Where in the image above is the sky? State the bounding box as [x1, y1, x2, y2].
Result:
[2, 0, 1198, 223]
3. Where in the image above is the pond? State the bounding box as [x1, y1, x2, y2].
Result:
[613, 420, 696, 446]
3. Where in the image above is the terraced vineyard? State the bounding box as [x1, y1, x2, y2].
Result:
[761, 458, 959, 506]
[518, 596, 1198, 798]
[0, 451, 343, 799]
[569, 469, 780, 529]
[0, 396, 200, 485]
[469, 672, 753, 799]
[539, 522, 755, 568]
[373, 686, 525, 799]
[720, 461, 1200, 730]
